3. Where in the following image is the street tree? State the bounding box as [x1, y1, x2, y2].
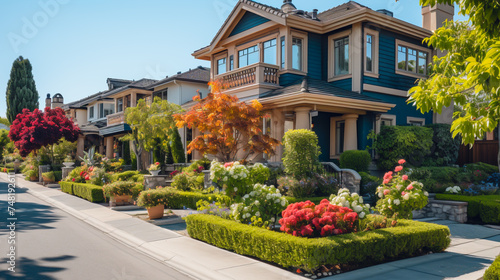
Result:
[409, 0, 500, 170]
[174, 81, 280, 162]
[122, 97, 181, 170]
[6, 56, 39, 123]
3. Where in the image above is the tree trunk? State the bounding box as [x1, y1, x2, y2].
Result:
[131, 140, 143, 171]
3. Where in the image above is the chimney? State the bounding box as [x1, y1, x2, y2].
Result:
[422, 4, 454, 31]
[51, 93, 64, 109]
[281, 0, 296, 14]
[312, 9, 318, 20]
[45, 94, 51, 108]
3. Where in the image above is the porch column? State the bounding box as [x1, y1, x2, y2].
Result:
[191, 128, 201, 161]
[76, 135, 85, 159]
[295, 107, 311, 130]
[344, 114, 358, 151]
[105, 136, 114, 159]
[271, 109, 285, 162]
[131, 93, 137, 107]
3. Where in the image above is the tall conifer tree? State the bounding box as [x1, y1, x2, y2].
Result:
[6, 56, 39, 123]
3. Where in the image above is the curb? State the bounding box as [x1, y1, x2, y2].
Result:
[1, 173, 249, 280]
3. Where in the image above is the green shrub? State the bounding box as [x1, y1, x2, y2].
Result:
[59, 181, 105, 202]
[171, 128, 185, 163]
[284, 196, 330, 205]
[42, 171, 55, 181]
[53, 171, 62, 181]
[161, 189, 231, 209]
[112, 171, 142, 182]
[122, 140, 131, 165]
[424, 124, 460, 166]
[102, 181, 142, 199]
[137, 188, 168, 208]
[371, 126, 433, 170]
[484, 254, 500, 280]
[359, 171, 381, 197]
[185, 214, 450, 272]
[339, 150, 371, 172]
[282, 129, 322, 179]
[465, 162, 498, 177]
[435, 194, 500, 224]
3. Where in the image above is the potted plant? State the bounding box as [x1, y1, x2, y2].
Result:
[137, 188, 167, 219]
[102, 181, 142, 206]
[148, 162, 161, 176]
[63, 155, 75, 167]
[26, 169, 38, 181]
[42, 171, 56, 184]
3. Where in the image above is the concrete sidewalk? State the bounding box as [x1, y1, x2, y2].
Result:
[3, 172, 500, 280]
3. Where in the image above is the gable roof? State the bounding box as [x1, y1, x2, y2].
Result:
[147, 66, 210, 89]
[193, 0, 433, 59]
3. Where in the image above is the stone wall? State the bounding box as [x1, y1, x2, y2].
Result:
[144, 175, 170, 190]
[413, 198, 468, 223]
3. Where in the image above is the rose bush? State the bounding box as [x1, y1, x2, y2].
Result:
[375, 159, 428, 219]
[329, 188, 371, 219]
[279, 199, 358, 237]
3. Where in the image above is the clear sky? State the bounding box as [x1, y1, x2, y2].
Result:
[0, 0, 467, 118]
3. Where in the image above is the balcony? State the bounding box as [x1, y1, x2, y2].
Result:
[107, 111, 125, 126]
[216, 63, 280, 91]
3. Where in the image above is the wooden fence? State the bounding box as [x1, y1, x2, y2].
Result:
[457, 140, 498, 166]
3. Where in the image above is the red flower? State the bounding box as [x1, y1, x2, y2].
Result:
[398, 159, 406, 165]
[85, 175, 90, 181]
[155, 162, 160, 165]
[72, 178, 75, 182]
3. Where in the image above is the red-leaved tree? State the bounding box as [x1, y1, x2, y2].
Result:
[9, 107, 80, 157]
[174, 81, 280, 162]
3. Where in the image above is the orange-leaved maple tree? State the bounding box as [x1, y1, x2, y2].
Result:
[174, 81, 280, 162]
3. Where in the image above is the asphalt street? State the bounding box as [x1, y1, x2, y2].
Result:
[0, 181, 193, 280]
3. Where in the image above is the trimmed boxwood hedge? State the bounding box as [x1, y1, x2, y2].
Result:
[60, 181, 105, 203]
[185, 214, 450, 272]
[436, 194, 500, 224]
[485, 254, 500, 280]
[162, 189, 231, 209]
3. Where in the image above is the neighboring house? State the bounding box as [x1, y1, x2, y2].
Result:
[192, 0, 453, 162]
[61, 67, 210, 165]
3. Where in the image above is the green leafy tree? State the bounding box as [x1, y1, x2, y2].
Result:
[410, 1, 500, 170]
[122, 97, 181, 170]
[165, 142, 174, 164]
[6, 56, 39, 123]
[0, 129, 10, 161]
[171, 128, 185, 163]
[0, 117, 10, 128]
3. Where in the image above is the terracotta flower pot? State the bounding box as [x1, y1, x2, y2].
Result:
[30, 176, 38, 181]
[147, 204, 165, 219]
[43, 176, 55, 183]
[112, 194, 132, 206]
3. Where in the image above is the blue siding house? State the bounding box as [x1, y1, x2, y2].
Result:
[192, 0, 454, 162]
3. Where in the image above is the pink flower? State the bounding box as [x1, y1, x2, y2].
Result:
[402, 175, 408, 181]
[407, 185, 413, 190]
[398, 159, 406, 165]
[401, 191, 406, 196]
[224, 162, 233, 168]
[395, 166, 403, 172]
[383, 189, 390, 195]
[383, 179, 390, 184]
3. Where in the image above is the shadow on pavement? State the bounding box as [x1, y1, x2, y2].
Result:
[0, 255, 75, 280]
[0, 183, 61, 233]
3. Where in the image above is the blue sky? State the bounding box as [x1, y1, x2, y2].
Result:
[0, 0, 466, 118]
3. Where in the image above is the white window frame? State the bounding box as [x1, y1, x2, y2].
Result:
[88, 105, 95, 120]
[328, 29, 352, 81]
[364, 29, 379, 78]
[407, 116, 425, 126]
[395, 39, 431, 78]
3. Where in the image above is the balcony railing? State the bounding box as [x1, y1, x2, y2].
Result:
[107, 111, 125, 126]
[216, 62, 279, 90]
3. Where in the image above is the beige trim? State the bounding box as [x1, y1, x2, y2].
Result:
[328, 29, 352, 81]
[214, 52, 228, 76]
[363, 84, 408, 97]
[407, 116, 426, 126]
[330, 116, 344, 158]
[395, 39, 431, 78]
[279, 69, 307, 76]
[351, 23, 362, 93]
[364, 28, 379, 76]
[376, 114, 396, 134]
[328, 74, 352, 82]
[289, 29, 308, 73]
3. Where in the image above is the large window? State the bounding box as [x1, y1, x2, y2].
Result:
[99, 103, 114, 119]
[217, 57, 227, 74]
[397, 43, 429, 75]
[292, 37, 303, 71]
[263, 38, 277, 65]
[366, 34, 373, 72]
[334, 37, 349, 76]
[238, 45, 259, 67]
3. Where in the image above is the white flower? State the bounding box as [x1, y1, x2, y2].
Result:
[388, 199, 392, 204]
[255, 200, 260, 206]
[403, 193, 410, 200]
[223, 177, 228, 182]
[244, 194, 249, 199]
[270, 217, 275, 222]
[359, 212, 366, 219]
[281, 200, 286, 206]
[424, 191, 429, 196]
[234, 187, 238, 192]
[358, 197, 363, 204]
[394, 199, 400, 205]
[255, 211, 260, 217]
[354, 205, 363, 212]
[378, 192, 383, 198]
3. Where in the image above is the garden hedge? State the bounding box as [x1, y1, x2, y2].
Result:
[436, 194, 500, 224]
[185, 214, 450, 272]
[285, 196, 329, 205]
[60, 181, 105, 203]
[162, 189, 231, 209]
[484, 254, 500, 280]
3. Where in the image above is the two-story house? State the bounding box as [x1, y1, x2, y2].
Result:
[192, 0, 453, 162]
[62, 67, 210, 165]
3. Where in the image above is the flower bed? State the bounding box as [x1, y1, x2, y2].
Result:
[185, 214, 450, 272]
[484, 254, 500, 280]
[59, 181, 105, 202]
[435, 194, 500, 224]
